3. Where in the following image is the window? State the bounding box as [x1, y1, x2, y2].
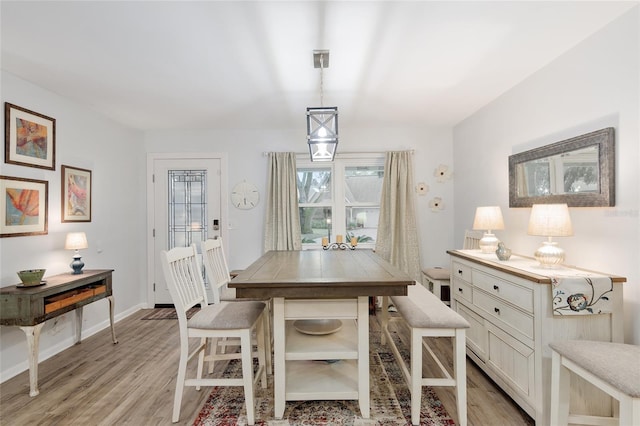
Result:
[297, 154, 384, 248]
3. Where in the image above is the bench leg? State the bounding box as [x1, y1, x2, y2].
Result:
[380, 296, 389, 345]
[411, 328, 422, 425]
[454, 329, 467, 426]
[550, 350, 570, 426]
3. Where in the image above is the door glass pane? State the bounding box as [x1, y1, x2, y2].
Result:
[299, 207, 332, 244]
[168, 170, 207, 249]
[297, 168, 332, 203]
[346, 206, 379, 243]
[345, 166, 384, 203]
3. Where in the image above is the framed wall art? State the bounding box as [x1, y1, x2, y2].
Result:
[62, 165, 91, 222]
[5, 102, 56, 170]
[0, 175, 48, 238]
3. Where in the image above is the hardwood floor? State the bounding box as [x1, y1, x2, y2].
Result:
[0, 309, 534, 425]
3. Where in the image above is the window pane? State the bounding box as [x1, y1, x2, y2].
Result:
[300, 207, 332, 244]
[297, 168, 332, 203]
[345, 166, 384, 203]
[346, 207, 379, 243]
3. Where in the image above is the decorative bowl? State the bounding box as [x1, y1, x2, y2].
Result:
[17, 269, 46, 286]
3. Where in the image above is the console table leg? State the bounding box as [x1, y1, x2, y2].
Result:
[75, 307, 83, 344]
[108, 295, 118, 344]
[19, 323, 44, 397]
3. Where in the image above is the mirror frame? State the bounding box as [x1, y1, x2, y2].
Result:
[509, 127, 615, 207]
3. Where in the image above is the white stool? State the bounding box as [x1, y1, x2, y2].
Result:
[549, 340, 640, 426]
[422, 267, 450, 305]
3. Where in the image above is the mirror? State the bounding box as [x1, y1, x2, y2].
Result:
[509, 127, 615, 207]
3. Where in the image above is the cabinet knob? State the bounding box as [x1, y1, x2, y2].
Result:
[458, 287, 463, 293]
[458, 269, 463, 275]
[494, 307, 501, 314]
[493, 285, 499, 291]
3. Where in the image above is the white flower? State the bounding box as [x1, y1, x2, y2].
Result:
[429, 197, 445, 212]
[434, 164, 452, 183]
[415, 182, 429, 195]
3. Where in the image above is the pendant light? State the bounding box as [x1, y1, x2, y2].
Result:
[307, 50, 338, 162]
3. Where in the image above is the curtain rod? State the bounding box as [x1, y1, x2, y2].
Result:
[262, 150, 414, 156]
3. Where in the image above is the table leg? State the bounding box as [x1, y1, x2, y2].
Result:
[357, 296, 370, 418]
[75, 307, 83, 344]
[108, 295, 119, 344]
[19, 323, 44, 397]
[273, 297, 285, 419]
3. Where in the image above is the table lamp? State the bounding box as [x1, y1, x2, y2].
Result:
[65, 232, 88, 274]
[472, 206, 505, 253]
[527, 203, 573, 267]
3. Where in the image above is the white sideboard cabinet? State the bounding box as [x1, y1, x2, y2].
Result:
[448, 250, 626, 425]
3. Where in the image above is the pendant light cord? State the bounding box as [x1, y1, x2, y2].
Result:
[320, 53, 324, 107]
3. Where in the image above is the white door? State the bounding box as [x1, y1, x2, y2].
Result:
[149, 154, 225, 306]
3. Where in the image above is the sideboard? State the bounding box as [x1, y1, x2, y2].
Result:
[447, 250, 626, 425]
[0, 269, 118, 396]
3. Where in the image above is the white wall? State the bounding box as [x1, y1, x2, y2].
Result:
[453, 8, 640, 343]
[0, 71, 147, 381]
[144, 125, 456, 271]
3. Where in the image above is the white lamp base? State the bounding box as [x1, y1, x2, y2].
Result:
[534, 241, 565, 268]
[479, 233, 499, 253]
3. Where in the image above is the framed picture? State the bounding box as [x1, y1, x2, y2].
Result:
[5, 103, 56, 170]
[62, 165, 92, 222]
[0, 175, 48, 238]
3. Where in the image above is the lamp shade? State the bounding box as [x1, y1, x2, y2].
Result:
[472, 206, 505, 231]
[527, 204, 573, 237]
[65, 232, 88, 250]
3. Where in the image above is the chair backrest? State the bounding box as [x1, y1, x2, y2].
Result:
[463, 230, 484, 250]
[160, 245, 209, 317]
[201, 238, 231, 304]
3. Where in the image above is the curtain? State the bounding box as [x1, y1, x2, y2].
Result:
[375, 151, 421, 281]
[263, 152, 302, 252]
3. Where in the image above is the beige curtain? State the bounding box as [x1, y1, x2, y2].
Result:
[263, 152, 302, 252]
[375, 151, 421, 281]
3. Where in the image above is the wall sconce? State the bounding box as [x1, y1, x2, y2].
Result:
[65, 232, 88, 274]
[472, 206, 505, 253]
[307, 50, 338, 162]
[528, 203, 573, 267]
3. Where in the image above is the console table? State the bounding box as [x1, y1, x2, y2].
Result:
[0, 269, 118, 396]
[448, 250, 626, 425]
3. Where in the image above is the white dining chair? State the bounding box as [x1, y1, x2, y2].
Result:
[201, 237, 273, 374]
[160, 245, 267, 424]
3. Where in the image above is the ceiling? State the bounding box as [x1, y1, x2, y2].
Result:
[1, 1, 636, 131]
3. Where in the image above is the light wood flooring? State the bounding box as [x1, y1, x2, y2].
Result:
[0, 309, 534, 425]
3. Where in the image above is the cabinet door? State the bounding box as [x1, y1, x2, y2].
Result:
[456, 302, 487, 361]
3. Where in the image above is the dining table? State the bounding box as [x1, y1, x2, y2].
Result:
[230, 249, 414, 419]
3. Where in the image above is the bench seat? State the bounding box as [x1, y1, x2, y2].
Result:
[381, 283, 469, 426]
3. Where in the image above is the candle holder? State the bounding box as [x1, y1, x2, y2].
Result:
[323, 241, 356, 250]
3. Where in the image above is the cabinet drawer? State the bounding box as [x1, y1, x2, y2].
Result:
[474, 290, 534, 339]
[451, 261, 472, 284]
[473, 271, 533, 313]
[285, 299, 358, 319]
[452, 278, 472, 304]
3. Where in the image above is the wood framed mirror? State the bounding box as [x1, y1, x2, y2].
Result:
[509, 127, 615, 207]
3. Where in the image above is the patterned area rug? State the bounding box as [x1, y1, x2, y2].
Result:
[140, 307, 200, 320]
[193, 331, 455, 425]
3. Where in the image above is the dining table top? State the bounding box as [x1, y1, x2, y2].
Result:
[230, 249, 415, 299]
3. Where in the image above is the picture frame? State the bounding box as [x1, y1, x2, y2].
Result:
[4, 103, 56, 170]
[0, 175, 48, 238]
[61, 165, 92, 222]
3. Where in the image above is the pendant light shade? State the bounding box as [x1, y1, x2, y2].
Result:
[307, 50, 338, 162]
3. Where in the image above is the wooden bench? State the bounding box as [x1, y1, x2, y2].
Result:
[381, 283, 470, 426]
[550, 340, 640, 426]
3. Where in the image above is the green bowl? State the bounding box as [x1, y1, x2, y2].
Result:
[17, 269, 46, 286]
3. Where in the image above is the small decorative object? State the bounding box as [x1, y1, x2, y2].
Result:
[65, 232, 88, 274]
[0, 175, 49, 238]
[5, 103, 56, 170]
[434, 164, 452, 183]
[416, 182, 429, 195]
[528, 203, 573, 267]
[495, 242, 512, 261]
[472, 206, 505, 253]
[62, 165, 92, 222]
[17, 269, 46, 287]
[429, 197, 444, 212]
[322, 234, 356, 250]
[231, 181, 259, 210]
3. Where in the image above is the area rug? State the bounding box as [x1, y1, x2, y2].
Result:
[140, 307, 200, 320]
[193, 331, 455, 425]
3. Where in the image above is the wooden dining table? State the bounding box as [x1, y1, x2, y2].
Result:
[230, 249, 414, 419]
